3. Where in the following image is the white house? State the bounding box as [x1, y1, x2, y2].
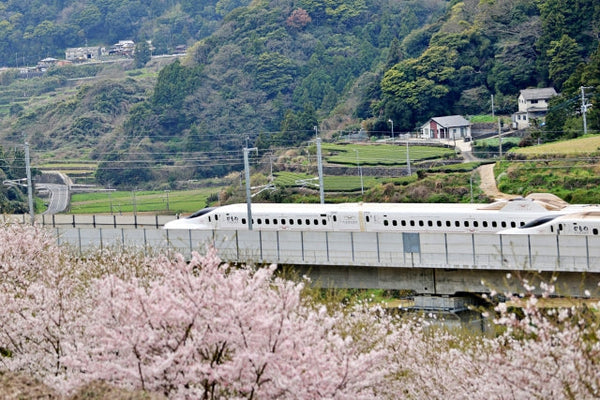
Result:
[512, 87, 557, 129]
[420, 115, 471, 140]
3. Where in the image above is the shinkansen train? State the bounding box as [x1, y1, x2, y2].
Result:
[164, 193, 600, 234]
[498, 211, 600, 235]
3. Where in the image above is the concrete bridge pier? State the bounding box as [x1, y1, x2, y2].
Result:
[291, 265, 600, 298]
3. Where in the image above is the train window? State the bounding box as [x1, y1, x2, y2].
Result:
[594, 229, 598, 235]
[313, 219, 318, 225]
[520, 221, 525, 227]
[366, 216, 370, 222]
[297, 219, 302, 225]
[401, 220, 406, 226]
[473, 221, 478, 228]
[436, 221, 442, 227]
[333, 216, 337, 222]
[427, 220, 433, 227]
[273, 218, 277, 224]
[465, 221, 470, 227]
[306, 219, 310, 225]
[455, 221, 460, 227]
[419, 220, 424, 227]
[558, 224, 563, 231]
[446, 221, 451, 227]
[215, 215, 219, 221]
[483, 221, 488, 228]
[242, 218, 246, 224]
[289, 219, 294, 225]
[392, 220, 397, 226]
[257, 218, 262, 224]
[208, 216, 211, 222]
[501, 221, 507, 228]
[384, 220, 389, 226]
[492, 221, 497, 228]
[322, 219, 327, 225]
[510, 222, 516, 228]
[410, 220, 415, 227]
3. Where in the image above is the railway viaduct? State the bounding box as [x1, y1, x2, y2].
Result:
[6, 213, 598, 299]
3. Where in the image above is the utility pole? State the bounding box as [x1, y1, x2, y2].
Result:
[244, 146, 258, 230]
[498, 118, 502, 158]
[491, 94, 495, 118]
[24, 142, 34, 225]
[388, 119, 394, 142]
[581, 86, 593, 136]
[315, 134, 325, 204]
[314, 126, 324, 204]
[406, 135, 411, 176]
[354, 149, 364, 195]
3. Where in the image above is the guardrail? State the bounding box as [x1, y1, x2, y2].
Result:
[1, 213, 177, 229]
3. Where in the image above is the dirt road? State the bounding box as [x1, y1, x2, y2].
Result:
[476, 163, 518, 200]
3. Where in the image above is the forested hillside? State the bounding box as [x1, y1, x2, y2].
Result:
[0, 0, 238, 64]
[0, 0, 598, 195]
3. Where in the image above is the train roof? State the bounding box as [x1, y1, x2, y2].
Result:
[210, 197, 567, 215]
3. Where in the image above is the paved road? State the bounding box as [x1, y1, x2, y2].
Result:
[38, 183, 69, 214]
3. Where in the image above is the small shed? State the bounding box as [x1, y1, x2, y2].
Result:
[420, 115, 471, 140]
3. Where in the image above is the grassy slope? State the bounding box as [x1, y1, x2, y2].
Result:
[511, 135, 600, 155]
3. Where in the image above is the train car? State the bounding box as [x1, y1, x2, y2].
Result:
[164, 194, 600, 234]
[498, 211, 600, 236]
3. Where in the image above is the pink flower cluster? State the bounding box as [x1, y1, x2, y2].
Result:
[0, 224, 599, 399]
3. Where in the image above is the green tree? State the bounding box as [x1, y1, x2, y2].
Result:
[547, 34, 581, 91]
[134, 41, 152, 68]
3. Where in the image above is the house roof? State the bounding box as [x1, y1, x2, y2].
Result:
[520, 87, 557, 101]
[430, 115, 471, 128]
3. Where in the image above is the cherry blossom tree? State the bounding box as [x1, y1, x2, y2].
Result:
[1, 224, 599, 399]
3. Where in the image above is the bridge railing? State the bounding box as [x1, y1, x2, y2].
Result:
[46, 227, 600, 274]
[1, 213, 177, 229]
